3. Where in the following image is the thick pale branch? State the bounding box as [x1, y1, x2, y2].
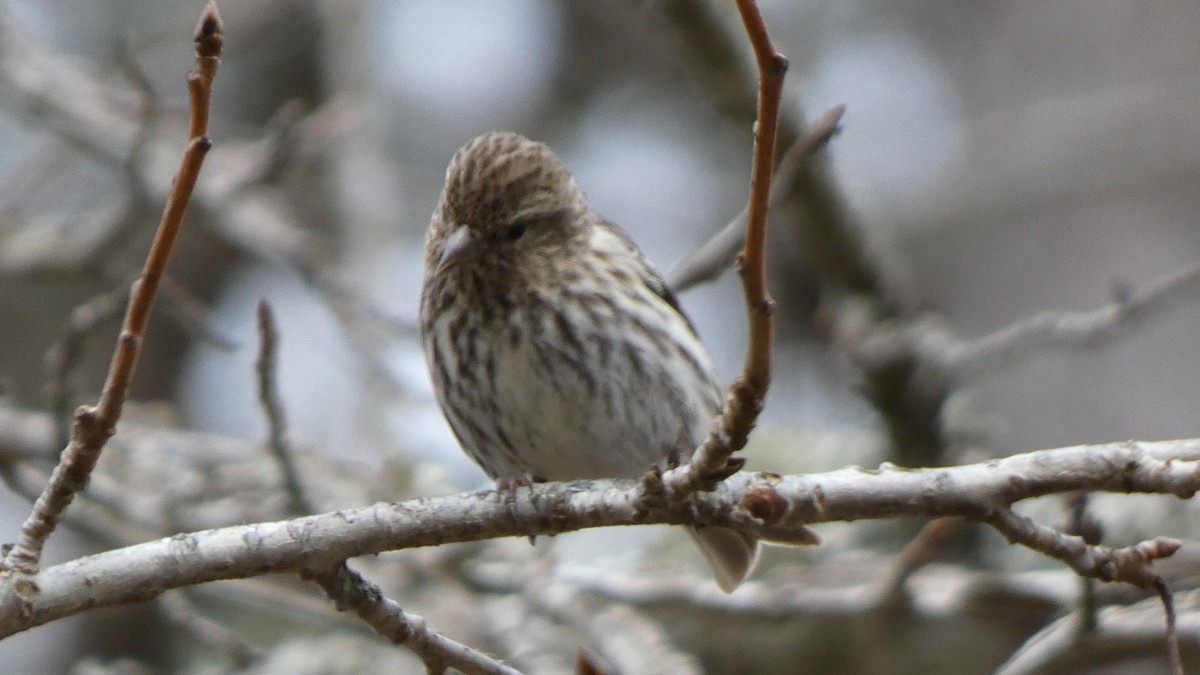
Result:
[1, 438, 1196, 637]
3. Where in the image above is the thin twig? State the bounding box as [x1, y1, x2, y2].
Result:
[676, 0, 786, 488]
[986, 508, 1180, 587]
[1, 2, 223, 576]
[43, 276, 232, 452]
[159, 276, 237, 350]
[667, 104, 845, 292]
[857, 260, 1200, 382]
[878, 517, 961, 605]
[255, 299, 489, 670]
[996, 588, 1200, 675]
[1065, 491, 1101, 634]
[657, 1, 883, 301]
[254, 300, 314, 516]
[42, 287, 128, 449]
[309, 562, 519, 675]
[839, 260, 1200, 468]
[159, 591, 264, 668]
[1156, 577, 1185, 675]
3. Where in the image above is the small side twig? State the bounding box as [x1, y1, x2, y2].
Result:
[42, 286, 128, 449]
[254, 300, 313, 516]
[986, 508, 1179, 588]
[159, 590, 264, 668]
[43, 276, 233, 452]
[1, 2, 223, 576]
[254, 301, 493, 671]
[1156, 577, 1184, 675]
[673, 0, 786, 489]
[879, 517, 961, 605]
[309, 562, 518, 675]
[667, 104, 845, 292]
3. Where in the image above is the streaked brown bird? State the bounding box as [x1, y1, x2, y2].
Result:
[419, 131, 758, 592]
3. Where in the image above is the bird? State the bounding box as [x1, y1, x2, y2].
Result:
[419, 131, 758, 593]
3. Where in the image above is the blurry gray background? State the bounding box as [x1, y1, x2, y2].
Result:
[0, 1, 1198, 672]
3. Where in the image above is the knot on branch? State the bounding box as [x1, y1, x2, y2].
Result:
[743, 483, 788, 525]
[635, 465, 668, 514]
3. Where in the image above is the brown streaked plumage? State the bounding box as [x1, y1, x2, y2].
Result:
[419, 131, 759, 592]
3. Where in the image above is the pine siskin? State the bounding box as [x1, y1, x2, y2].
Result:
[419, 132, 758, 592]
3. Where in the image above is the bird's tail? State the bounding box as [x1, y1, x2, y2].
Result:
[688, 526, 761, 593]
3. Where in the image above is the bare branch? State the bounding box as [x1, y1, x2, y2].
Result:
[42, 286, 128, 448]
[309, 562, 518, 675]
[1, 2, 223, 575]
[987, 508, 1179, 586]
[997, 590, 1200, 675]
[657, 0, 884, 306]
[254, 300, 313, 517]
[251, 303, 498, 671]
[1157, 577, 1185, 675]
[1, 438, 1197, 637]
[856, 260, 1200, 381]
[833, 259, 1200, 467]
[673, 0, 787, 492]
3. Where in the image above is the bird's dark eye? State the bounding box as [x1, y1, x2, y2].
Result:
[505, 220, 527, 241]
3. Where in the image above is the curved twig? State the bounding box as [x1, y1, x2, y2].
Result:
[673, 0, 787, 491]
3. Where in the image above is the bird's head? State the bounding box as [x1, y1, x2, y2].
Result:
[426, 132, 589, 279]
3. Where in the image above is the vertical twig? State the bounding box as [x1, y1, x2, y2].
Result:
[1066, 491, 1101, 634]
[255, 300, 314, 516]
[2, 2, 223, 575]
[252, 308, 503, 670]
[1155, 577, 1184, 675]
[679, 0, 787, 487]
[257, 294, 502, 671]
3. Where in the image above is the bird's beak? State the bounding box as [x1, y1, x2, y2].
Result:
[435, 226, 480, 275]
